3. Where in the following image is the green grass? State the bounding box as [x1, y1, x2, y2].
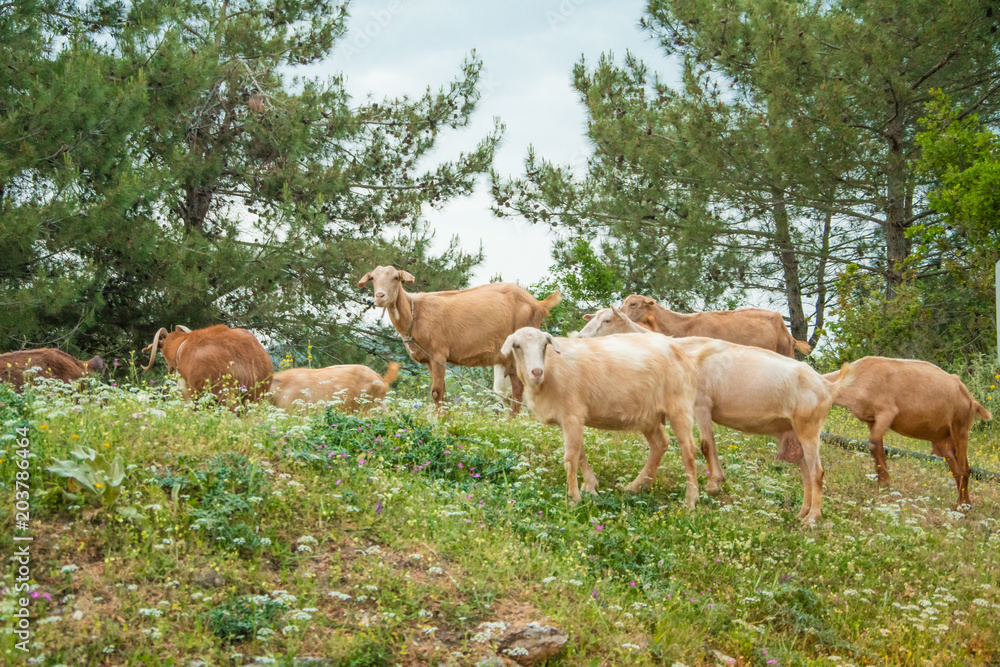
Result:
[1, 375, 999, 666]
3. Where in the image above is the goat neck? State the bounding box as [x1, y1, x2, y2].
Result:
[386, 283, 416, 340]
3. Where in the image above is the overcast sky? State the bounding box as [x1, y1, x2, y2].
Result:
[314, 0, 674, 286]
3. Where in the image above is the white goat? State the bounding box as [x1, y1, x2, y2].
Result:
[578, 307, 854, 526]
[501, 327, 725, 508]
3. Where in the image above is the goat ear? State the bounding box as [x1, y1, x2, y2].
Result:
[545, 333, 562, 354]
[642, 296, 656, 305]
[399, 270, 415, 284]
[357, 272, 373, 287]
[582, 313, 595, 321]
[611, 306, 622, 316]
[500, 333, 516, 357]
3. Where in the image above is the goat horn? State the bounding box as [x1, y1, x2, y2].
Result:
[142, 327, 168, 371]
[175, 325, 191, 333]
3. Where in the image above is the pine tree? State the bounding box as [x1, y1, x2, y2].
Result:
[0, 0, 500, 362]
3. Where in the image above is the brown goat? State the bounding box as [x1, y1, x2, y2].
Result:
[620, 295, 811, 357]
[823, 356, 992, 507]
[271, 362, 399, 413]
[358, 265, 561, 412]
[142, 325, 273, 406]
[0, 348, 105, 392]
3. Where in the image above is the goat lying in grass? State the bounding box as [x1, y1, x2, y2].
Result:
[578, 307, 854, 525]
[270, 363, 399, 413]
[501, 326, 726, 509]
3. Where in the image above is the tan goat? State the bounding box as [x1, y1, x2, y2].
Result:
[142, 325, 273, 407]
[501, 326, 727, 508]
[620, 295, 812, 357]
[358, 265, 560, 412]
[271, 362, 400, 413]
[0, 348, 105, 392]
[823, 356, 992, 507]
[578, 307, 854, 525]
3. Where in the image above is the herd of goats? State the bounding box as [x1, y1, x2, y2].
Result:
[1, 265, 993, 526]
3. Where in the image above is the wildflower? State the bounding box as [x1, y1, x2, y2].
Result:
[622, 643, 642, 650]
[60, 564, 79, 574]
[972, 598, 990, 607]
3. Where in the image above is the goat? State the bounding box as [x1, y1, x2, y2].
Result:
[501, 326, 726, 509]
[824, 356, 992, 507]
[358, 265, 560, 412]
[0, 348, 105, 392]
[620, 295, 811, 357]
[142, 325, 273, 406]
[578, 307, 854, 525]
[271, 362, 399, 413]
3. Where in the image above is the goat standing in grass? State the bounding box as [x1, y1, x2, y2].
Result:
[358, 265, 560, 413]
[825, 356, 991, 507]
[142, 325, 273, 407]
[578, 307, 854, 526]
[620, 295, 811, 357]
[501, 326, 726, 509]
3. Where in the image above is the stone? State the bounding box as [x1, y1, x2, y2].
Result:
[496, 622, 569, 666]
[192, 568, 225, 589]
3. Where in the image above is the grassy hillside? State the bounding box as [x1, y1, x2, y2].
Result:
[1, 377, 999, 666]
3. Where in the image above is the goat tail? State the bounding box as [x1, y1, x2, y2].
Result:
[382, 362, 400, 386]
[793, 338, 812, 355]
[538, 290, 562, 313]
[974, 400, 992, 422]
[828, 362, 856, 398]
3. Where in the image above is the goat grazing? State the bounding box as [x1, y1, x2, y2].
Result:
[0, 348, 105, 392]
[824, 356, 992, 507]
[501, 326, 726, 508]
[358, 265, 560, 412]
[142, 325, 273, 406]
[578, 307, 853, 525]
[271, 362, 399, 413]
[620, 295, 811, 357]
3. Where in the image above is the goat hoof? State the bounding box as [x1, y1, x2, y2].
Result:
[796, 507, 810, 520]
[706, 481, 723, 496]
[582, 483, 598, 496]
[876, 475, 890, 487]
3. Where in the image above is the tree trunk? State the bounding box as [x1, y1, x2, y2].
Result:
[181, 183, 214, 236]
[885, 109, 909, 297]
[771, 186, 808, 343]
[809, 209, 833, 348]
